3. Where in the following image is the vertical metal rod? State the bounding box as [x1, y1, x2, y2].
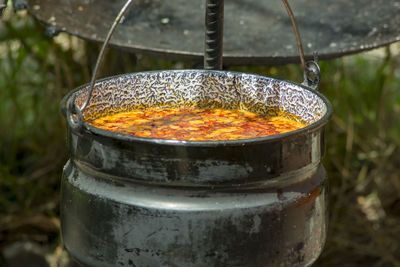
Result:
[204, 0, 224, 70]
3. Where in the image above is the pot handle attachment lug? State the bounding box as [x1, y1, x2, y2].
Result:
[66, 95, 84, 133]
[302, 54, 321, 90]
[281, 0, 321, 90]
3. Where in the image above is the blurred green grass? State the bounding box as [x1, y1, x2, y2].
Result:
[1, 5, 400, 267]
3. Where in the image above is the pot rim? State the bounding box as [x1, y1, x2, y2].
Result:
[61, 69, 332, 147]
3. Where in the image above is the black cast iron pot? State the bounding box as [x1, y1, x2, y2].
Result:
[61, 70, 331, 267]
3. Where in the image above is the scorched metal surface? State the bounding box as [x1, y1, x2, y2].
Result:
[26, 0, 400, 65]
[61, 70, 332, 266]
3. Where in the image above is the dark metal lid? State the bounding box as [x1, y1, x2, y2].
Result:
[27, 0, 400, 65]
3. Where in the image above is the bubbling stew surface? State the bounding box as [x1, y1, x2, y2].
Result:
[88, 107, 306, 141]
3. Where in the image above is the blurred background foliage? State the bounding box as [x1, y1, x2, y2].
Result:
[1, 3, 400, 267]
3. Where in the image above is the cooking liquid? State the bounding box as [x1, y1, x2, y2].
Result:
[88, 107, 306, 141]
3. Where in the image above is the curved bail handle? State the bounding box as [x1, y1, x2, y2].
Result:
[67, 0, 135, 131]
[281, 0, 321, 90]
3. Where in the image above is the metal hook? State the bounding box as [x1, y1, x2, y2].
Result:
[281, 0, 321, 90]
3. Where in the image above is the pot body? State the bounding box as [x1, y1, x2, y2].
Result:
[61, 70, 331, 267]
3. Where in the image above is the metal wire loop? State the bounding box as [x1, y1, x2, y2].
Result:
[281, 0, 321, 89]
[69, 0, 321, 126]
[303, 60, 321, 90]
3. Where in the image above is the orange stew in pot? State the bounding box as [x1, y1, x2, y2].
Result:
[88, 107, 306, 141]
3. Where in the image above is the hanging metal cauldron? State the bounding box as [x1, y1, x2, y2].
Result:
[60, 1, 332, 266]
